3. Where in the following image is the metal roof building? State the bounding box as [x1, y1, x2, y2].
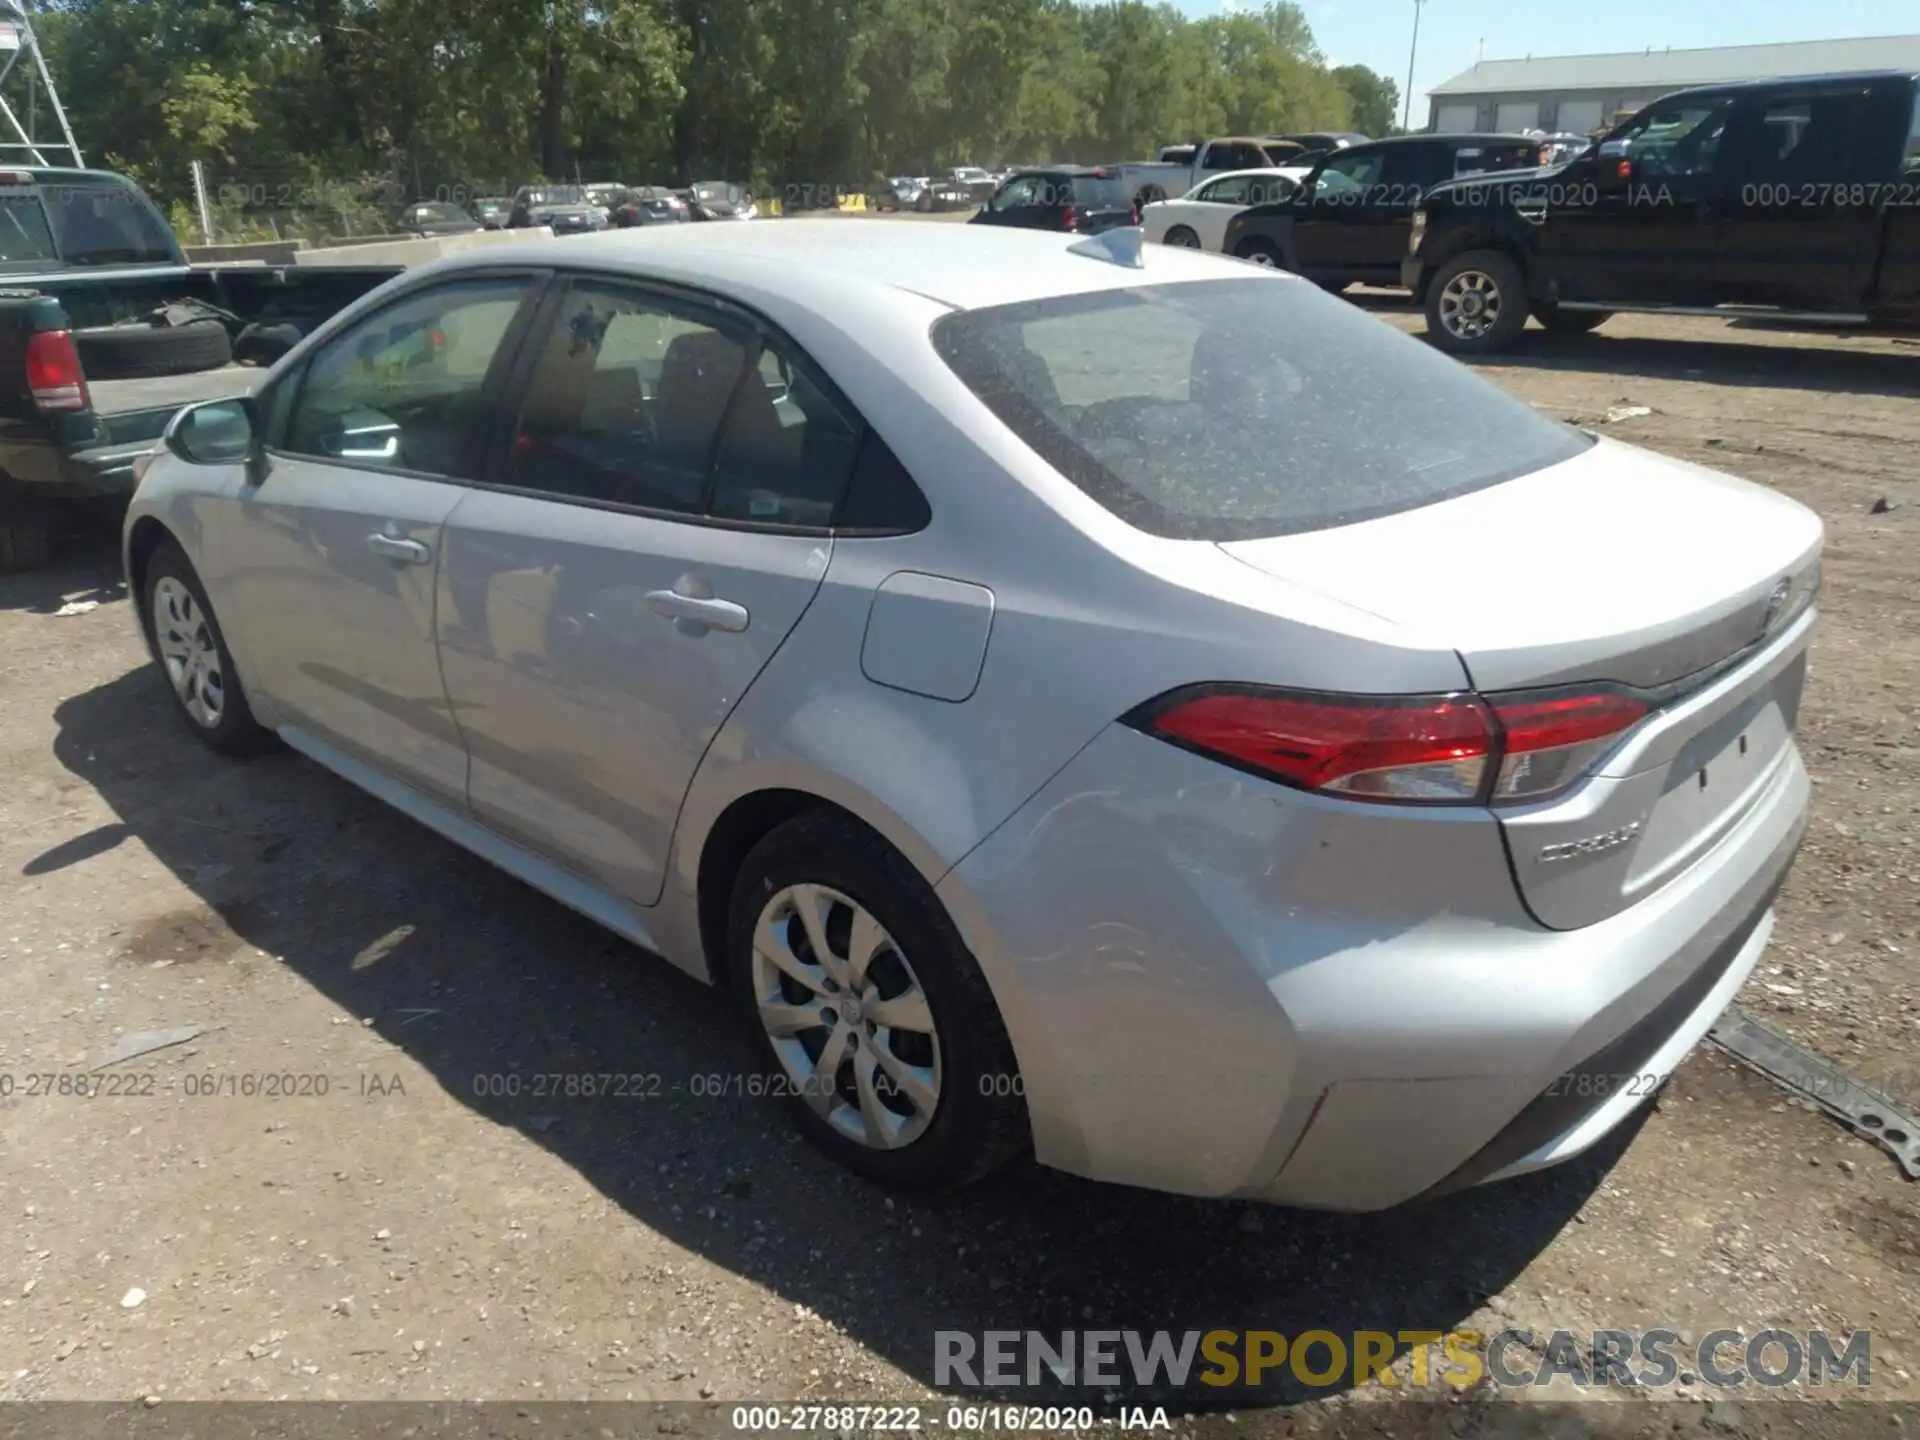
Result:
[1426, 34, 1920, 137]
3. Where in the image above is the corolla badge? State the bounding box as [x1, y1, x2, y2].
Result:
[1540, 820, 1642, 864]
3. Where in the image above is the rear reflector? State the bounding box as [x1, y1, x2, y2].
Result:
[25, 330, 89, 413]
[1129, 682, 1649, 807]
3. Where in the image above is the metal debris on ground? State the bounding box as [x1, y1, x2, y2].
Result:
[1708, 1006, 1920, 1179]
[93, 1025, 215, 1071]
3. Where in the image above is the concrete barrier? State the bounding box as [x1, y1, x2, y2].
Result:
[184, 240, 308, 264]
[292, 227, 555, 267]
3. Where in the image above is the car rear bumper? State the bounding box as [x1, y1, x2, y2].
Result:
[938, 720, 1808, 1210]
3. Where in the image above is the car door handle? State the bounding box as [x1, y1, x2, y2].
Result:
[365, 533, 433, 565]
[644, 589, 749, 633]
[1514, 201, 1547, 225]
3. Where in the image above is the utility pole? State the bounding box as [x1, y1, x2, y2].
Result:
[1403, 0, 1427, 133]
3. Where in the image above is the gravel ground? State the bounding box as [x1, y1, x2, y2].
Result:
[0, 298, 1915, 1438]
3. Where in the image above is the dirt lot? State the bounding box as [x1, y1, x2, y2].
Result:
[1, 294, 1917, 1435]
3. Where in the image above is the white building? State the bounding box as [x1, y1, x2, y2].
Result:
[1426, 34, 1920, 137]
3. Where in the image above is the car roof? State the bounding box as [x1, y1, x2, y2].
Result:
[1654, 68, 1919, 101]
[419, 216, 1244, 313]
[1355, 133, 1538, 148]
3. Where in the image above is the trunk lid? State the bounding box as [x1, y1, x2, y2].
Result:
[1219, 437, 1822, 928]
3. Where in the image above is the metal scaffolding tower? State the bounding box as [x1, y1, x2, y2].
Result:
[0, 0, 81, 169]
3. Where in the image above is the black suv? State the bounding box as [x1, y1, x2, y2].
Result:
[1222, 134, 1538, 290]
[1405, 70, 1920, 353]
[971, 168, 1138, 234]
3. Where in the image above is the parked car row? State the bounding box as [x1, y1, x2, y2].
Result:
[398, 181, 760, 238]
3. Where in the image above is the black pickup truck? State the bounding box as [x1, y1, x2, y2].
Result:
[0, 167, 405, 568]
[1403, 70, 1920, 354]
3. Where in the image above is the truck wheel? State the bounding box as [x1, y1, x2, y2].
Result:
[73, 320, 233, 381]
[1534, 306, 1612, 335]
[1425, 250, 1529, 355]
[1234, 237, 1287, 269]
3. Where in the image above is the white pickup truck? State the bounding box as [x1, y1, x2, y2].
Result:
[1117, 137, 1309, 203]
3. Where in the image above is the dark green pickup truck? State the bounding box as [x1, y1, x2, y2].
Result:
[0, 166, 406, 569]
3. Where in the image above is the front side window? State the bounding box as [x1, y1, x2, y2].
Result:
[1313, 150, 1386, 199]
[932, 277, 1590, 542]
[1620, 101, 1731, 178]
[1199, 176, 1250, 205]
[281, 277, 530, 474]
[992, 178, 1040, 210]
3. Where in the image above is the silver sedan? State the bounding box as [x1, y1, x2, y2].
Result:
[124, 220, 1821, 1208]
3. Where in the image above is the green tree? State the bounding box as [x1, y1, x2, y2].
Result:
[1331, 63, 1398, 137]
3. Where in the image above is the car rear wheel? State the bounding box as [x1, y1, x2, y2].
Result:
[1234, 237, 1286, 268]
[1534, 306, 1612, 335]
[1426, 249, 1529, 355]
[143, 540, 275, 755]
[1163, 225, 1201, 248]
[727, 810, 1027, 1190]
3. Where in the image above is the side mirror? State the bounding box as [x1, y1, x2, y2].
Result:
[1596, 138, 1633, 186]
[165, 397, 259, 468]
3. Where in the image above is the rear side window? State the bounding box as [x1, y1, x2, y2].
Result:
[931, 277, 1591, 542]
[1453, 143, 1536, 177]
[1071, 174, 1132, 208]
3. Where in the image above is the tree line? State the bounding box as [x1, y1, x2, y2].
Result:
[29, 0, 1399, 239]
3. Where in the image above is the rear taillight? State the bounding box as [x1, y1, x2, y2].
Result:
[1128, 683, 1648, 807]
[1061, 202, 1078, 231]
[25, 330, 88, 413]
[1130, 201, 1141, 225]
[1487, 688, 1647, 801]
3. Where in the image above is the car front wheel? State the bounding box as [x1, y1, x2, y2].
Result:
[144, 539, 275, 755]
[1425, 249, 1530, 355]
[727, 810, 1027, 1190]
[1163, 225, 1201, 248]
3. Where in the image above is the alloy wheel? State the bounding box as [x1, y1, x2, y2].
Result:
[153, 576, 226, 729]
[750, 883, 942, 1149]
[1438, 269, 1503, 340]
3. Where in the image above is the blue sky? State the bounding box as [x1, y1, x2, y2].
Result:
[1184, 0, 1918, 125]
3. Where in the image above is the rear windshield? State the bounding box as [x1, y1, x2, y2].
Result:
[1071, 174, 1132, 208]
[931, 276, 1590, 541]
[9, 182, 176, 266]
[0, 194, 57, 263]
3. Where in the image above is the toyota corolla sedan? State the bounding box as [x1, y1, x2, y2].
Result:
[123, 221, 1820, 1208]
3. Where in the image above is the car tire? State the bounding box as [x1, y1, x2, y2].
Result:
[1534, 306, 1612, 335]
[73, 320, 233, 380]
[1425, 249, 1530, 356]
[1234, 237, 1287, 269]
[1163, 225, 1201, 248]
[726, 809, 1028, 1191]
[233, 321, 306, 367]
[142, 539, 276, 756]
